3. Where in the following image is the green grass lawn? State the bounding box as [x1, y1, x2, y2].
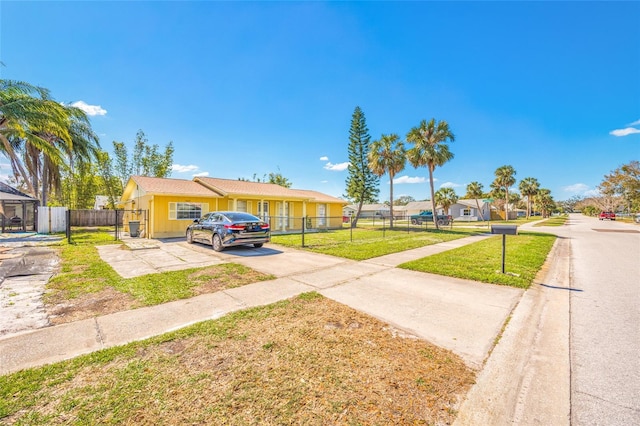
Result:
[533, 215, 568, 227]
[47, 228, 274, 306]
[399, 232, 557, 288]
[271, 227, 482, 260]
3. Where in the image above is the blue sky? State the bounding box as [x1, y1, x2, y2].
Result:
[1, 1, 638, 202]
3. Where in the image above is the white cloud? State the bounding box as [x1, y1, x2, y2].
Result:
[439, 181, 463, 189]
[627, 119, 640, 126]
[172, 164, 199, 173]
[324, 162, 349, 171]
[319, 156, 329, 161]
[193, 171, 209, 177]
[71, 100, 107, 116]
[609, 127, 640, 137]
[321, 180, 328, 183]
[562, 183, 589, 193]
[393, 175, 427, 184]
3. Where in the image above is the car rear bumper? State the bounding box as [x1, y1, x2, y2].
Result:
[222, 233, 270, 247]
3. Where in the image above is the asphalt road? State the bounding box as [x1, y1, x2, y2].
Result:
[563, 214, 640, 425]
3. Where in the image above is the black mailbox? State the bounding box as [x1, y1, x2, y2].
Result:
[491, 225, 518, 273]
[491, 225, 518, 235]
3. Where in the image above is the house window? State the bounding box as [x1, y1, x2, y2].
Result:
[463, 208, 471, 216]
[169, 202, 207, 220]
[236, 200, 247, 213]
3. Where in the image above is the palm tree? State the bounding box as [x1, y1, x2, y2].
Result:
[492, 165, 516, 220]
[1, 80, 56, 195]
[534, 188, 554, 218]
[368, 133, 406, 227]
[406, 118, 455, 229]
[465, 181, 485, 221]
[0, 79, 90, 200]
[519, 177, 540, 218]
[25, 103, 98, 205]
[435, 187, 458, 222]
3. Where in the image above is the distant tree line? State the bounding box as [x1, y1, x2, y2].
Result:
[344, 106, 556, 227]
[571, 160, 639, 215]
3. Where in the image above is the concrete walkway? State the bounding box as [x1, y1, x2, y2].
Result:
[0, 232, 525, 375]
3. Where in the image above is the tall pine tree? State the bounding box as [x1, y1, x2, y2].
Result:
[344, 106, 379, 227]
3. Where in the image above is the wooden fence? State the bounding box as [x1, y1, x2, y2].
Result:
[69, 210, 122, 226]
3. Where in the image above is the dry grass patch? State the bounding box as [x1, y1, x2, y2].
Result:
[2, 294, 475, 425]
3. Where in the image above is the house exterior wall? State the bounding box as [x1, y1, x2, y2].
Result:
[121, 177, 346, 238]
[131, 194, 216, 238]
[449, 201, 491, 221]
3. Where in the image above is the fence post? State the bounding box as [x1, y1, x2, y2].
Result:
[114, 210, 119, 241]
[302, 216, 306, 248]
[66, 209, 71, 243]
[383, 216, 386, 238]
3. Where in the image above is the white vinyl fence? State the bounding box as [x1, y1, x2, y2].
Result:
[37, 206, 67, 234]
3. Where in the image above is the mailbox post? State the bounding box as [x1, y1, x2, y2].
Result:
[491, 225, 518, 274]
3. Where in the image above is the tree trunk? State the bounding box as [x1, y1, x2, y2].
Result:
[428, 166, 438, 229]
[504, 188, 509, 221]
[352, 199, 364, 228]
[389, 173, 394, 228]
[42, 161, 49, 207]
[475, 199, 484, 221]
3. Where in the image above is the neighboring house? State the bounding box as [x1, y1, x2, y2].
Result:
[404, 201, 434, 217]
[0, 182, 39, 232]
[449, 199, 492, 221]
[404, 199, 491, 221]
[120, 176, 347, 238]
[342, 205, 357, 218]
[345, 203, 391, 219]
[93, 195, 110, 210]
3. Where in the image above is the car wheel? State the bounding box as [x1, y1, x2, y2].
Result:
[254, 243, 263, 248]
[411, 219, 417, 225]
[186, 229, 193, 244]
[212, 234, 224, 252]
[437, 219, 446, 226]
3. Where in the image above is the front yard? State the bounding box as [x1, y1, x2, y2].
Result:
[1, 294, 475, 425]
[0, 222, 559, 424]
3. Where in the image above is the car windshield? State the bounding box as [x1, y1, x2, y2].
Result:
[225, 212, 261, 222]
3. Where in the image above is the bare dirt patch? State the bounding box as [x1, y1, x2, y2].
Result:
[46, 287, 139, 325]
[189, 266, 267, 295]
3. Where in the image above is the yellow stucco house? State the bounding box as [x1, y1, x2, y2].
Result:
[120, 175, 347, 238]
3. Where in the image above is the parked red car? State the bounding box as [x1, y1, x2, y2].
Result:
[599, 211, 616, 220]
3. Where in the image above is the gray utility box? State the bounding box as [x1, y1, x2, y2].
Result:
[491, 225, 518, 235]
[128, 221, 141, 237]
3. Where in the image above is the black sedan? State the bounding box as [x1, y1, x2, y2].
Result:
[186, 211, 270, 251]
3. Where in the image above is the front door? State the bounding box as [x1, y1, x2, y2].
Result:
[258, 201, 270, 223]
[277, 202, 289, 231]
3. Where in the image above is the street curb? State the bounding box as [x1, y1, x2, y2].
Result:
[454, 235, 571, 425]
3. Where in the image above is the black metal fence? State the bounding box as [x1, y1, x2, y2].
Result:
[65, 209, 147, 243]
[267, 215, 457, 248]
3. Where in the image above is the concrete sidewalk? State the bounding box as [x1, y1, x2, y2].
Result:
[0, 232, 523, 375]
